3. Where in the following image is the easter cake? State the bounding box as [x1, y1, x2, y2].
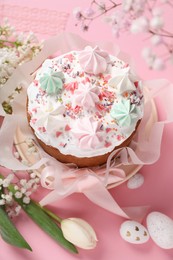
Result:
[27, 46, 144, 167]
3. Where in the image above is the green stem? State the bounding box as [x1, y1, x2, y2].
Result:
[41, 206, 62, 224]
[0, 39, 22, 47]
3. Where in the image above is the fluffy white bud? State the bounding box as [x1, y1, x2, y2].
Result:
[152, 58, 165, 70]
[150, 16, 164, 30]
[151, 35, 162, 45]
[131, 17, 149, 34]
[122, 0, 133, 12]
[84, 8, 95, 17]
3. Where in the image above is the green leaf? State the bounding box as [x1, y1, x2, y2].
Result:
[18, 200, 78, 254]
[0, 187, 6, 211]
[0, 175, 78, 254]
[0, 207, 32, 251]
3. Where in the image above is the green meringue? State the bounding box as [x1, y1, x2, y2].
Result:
[39, 71, 64, 95]
[110, 98, 138, 127]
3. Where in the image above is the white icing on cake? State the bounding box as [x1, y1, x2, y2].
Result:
[27, 46, 144, 158]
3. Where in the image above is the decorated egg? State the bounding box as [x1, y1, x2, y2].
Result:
[127, 173, 144, 189]
[146, 211, 173, 249]
[120, 220, 150, 244]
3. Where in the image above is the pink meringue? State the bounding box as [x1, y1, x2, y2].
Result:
[72, 82, 100, 109]
[79, 46, 109, 75]
[71, 117, 103, 149]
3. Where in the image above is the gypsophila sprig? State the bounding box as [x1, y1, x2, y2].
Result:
[0, 18, 43, 113]
[74, 0, 173, 70]
[0, 171, 40, 218]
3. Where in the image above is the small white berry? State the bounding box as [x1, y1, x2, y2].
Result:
[20, 179, 27, 186]
[15, 191, 23, 199]
[25, 191, 32, 196]
[23, 196, 30, 204]
[3, 179, 10, 188]
[21, 187, 27, 194]
[5, 194, 13, 203]
[14, 185, 19, 190]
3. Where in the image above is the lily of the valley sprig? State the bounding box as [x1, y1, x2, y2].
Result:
[0, 173, 97, 253]
[74, 0, 173, 70]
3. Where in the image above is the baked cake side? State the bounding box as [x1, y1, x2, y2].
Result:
[27, 46, 144, 167]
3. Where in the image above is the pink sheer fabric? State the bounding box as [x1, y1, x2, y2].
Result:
[0, 33, 173, 221]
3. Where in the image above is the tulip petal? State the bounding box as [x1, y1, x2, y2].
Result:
[61, 218, 97, 250]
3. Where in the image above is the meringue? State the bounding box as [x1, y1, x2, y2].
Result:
[108, 67, 137, 94]
[71, 117, 103, 149]
[39, 71, 64, 95]
[110, 98, 138, 127]
[34, 101, 66, 135]
[79, 46, 109, 75]
[72, 82, 100, 109]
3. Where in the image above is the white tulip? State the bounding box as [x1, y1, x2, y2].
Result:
[61, 218, 98, 249]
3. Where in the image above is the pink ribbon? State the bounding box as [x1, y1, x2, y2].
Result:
[39, 160, 149, 221]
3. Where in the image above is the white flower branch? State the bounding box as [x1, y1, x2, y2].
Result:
[0, 18, 42, 113]
[74, 0, 173, 70]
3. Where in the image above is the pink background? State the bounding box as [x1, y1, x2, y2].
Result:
[1, 0, 173, 260]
